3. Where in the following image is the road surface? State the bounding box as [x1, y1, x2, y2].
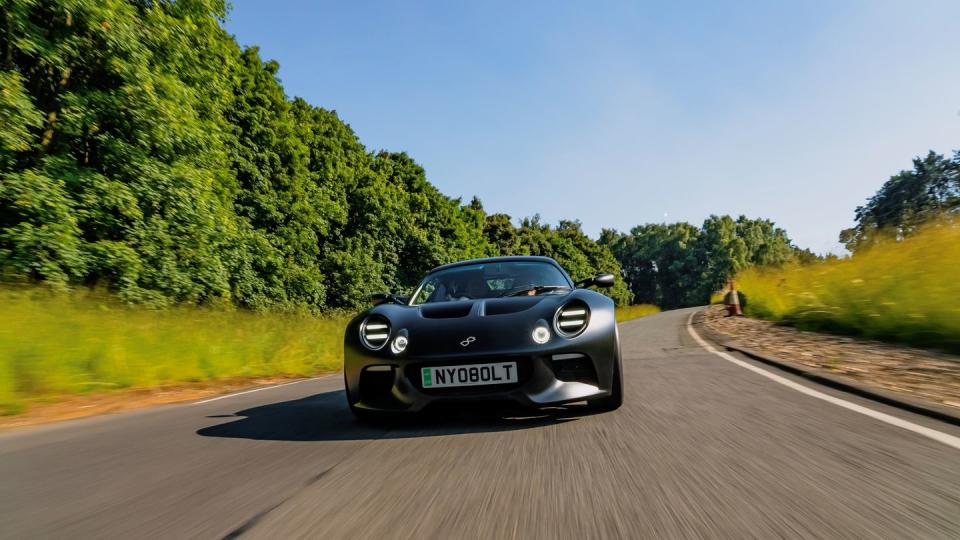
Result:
[3, 307, 960, 538]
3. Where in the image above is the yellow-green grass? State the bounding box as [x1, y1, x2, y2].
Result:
[736, 220, 960, 352]
[0, 286, 661, 416]
[0, 286, 351, 415]
[616, 304, 660, 322]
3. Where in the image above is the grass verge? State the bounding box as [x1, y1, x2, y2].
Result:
[0, 286, 660, 417]
[0, 286, 350, 416]
[616, 304, 660, 322]
[736, 219, 960, 353]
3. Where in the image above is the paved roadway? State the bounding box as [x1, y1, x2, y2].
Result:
[3, 308, 960, 539]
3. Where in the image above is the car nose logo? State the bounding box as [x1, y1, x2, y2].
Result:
[460, 336, 476, 347]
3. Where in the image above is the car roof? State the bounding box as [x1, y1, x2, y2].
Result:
[428, 256, 565, 275]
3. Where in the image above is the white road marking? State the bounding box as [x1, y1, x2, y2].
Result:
[686, 313, 960, 451]
[193, 375, 333, 405]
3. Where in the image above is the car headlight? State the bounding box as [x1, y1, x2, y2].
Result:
[360, 315, 391, 350]
[532, 325, 551, 344]
[555, 301, 590, 337]
[390, 334, 409, 354]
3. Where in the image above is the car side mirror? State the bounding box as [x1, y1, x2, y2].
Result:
[576, 272, 615, 289]
[371, 292, 408, 306]
[592, 273, 615, 288]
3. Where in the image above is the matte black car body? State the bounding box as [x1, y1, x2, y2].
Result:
[343, 256, 622, 417]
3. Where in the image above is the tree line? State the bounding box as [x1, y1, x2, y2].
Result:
[0, 0, 829, 313]
[615, 149, 960, 309]
[598, 148, 960, 309]
[600, 216, 816, 309]
[1, 0, 638, 310]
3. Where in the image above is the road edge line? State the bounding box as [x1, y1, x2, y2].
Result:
[193, 375, 333, 405]
[686, 312, 960, 451]
[691, 311, 960, 427]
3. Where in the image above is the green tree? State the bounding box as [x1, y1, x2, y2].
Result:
[370, 151, 491, 290]
[224, 47, 338, 311]
[840, 150, 960, 251]
[483, 213, 522, 255]
[550, 220, 632, 305]
[602, 222, 701, 308]
[603, 216, 801, 309]
[288, 99, 373, 309]
[1, 0, 240, 304]
[693, 215, 796, 301]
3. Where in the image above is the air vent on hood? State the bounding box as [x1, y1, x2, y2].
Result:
[554, 300, 590, 337]
[360, 315, 391, 350]
[483, 297, 542, 316]
[420, 302, 473, 319]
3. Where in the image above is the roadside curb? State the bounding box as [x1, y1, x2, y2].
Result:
[692, 310, 960, 427]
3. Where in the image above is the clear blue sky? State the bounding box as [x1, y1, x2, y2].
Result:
[226, 1, 960, 254]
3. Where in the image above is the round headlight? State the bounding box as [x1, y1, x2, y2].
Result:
[532, 325, 551, 344]
[390, 335, 409, 354]
[555, 301, 590, 337]
[360, 315, 391, 350]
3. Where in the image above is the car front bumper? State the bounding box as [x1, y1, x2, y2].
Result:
[344, 351, 613, 413]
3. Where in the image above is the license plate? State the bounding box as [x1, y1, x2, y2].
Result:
[421, 362, 518, 388]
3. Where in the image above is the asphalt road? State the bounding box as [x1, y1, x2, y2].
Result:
[3, 307, 960, 539]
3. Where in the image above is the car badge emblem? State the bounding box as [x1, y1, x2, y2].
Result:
[460, 336, 476, 347]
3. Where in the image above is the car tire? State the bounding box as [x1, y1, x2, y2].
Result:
[589, 353, 623, 412]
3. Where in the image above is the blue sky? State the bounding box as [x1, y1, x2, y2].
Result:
[226, 1, 960, 254]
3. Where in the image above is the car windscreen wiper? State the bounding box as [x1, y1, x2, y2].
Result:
[500, 285, 571, 298]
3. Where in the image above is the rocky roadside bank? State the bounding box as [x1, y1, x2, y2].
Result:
[701, 305, 960, 412]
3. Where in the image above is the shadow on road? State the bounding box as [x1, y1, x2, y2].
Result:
[196, 390, 588, 442]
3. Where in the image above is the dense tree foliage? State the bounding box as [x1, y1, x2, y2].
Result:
[601, 216, 809, 309]
[1, 0, 242, 305]
[840, 150, 960, 251]
[0, 0, 633, 310]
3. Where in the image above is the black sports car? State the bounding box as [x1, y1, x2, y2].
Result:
[343, 256, 622, 420]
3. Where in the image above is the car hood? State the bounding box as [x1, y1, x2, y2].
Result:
[355, 291, 609, 357]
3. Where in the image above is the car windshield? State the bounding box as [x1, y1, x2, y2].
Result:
[410, 261, 571, 305]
